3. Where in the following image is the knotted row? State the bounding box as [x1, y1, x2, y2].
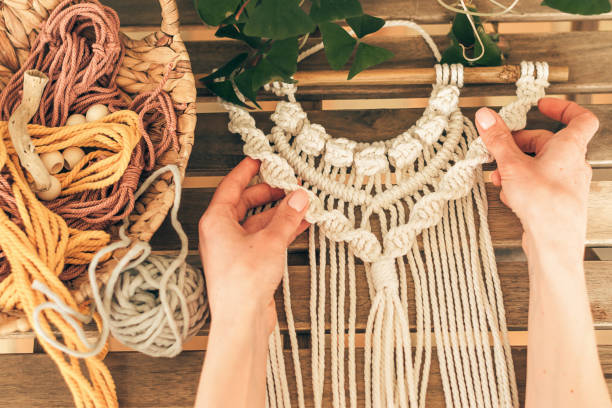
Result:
[383, 138, 492, 260]
[226, 103, 384, 262]
[266, 67, 462, 176]
[499, 61, 549, 131]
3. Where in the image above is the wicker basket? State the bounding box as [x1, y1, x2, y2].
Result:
[0, 0, 196, 334]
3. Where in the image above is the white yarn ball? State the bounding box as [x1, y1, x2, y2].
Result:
[107, 255, 208, 357]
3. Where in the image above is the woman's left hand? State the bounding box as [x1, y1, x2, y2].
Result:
[198, 158, 310, 334]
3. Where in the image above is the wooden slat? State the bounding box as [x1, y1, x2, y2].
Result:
[0, 347, 610, 407]
[187, 32, 612, 99]
[187, 105, 612, 175]
[150, 181, 612, 250]
[269, 262, 612, 332]
[106, 0, 612, 27]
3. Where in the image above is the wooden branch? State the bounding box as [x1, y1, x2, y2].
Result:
[8, 70, 52, 192]
[293, 65, 569, 86]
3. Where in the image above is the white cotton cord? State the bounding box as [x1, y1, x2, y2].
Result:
[32, 164, 207, 359]
[298, 20, 441, 64]
[458, 0, 486, 63]
[435, 0, 520, 17]
[223, 15, 550, 403]
[282, 259, 306, 408]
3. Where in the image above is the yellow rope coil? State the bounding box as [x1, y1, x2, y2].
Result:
[0, 110, 142, 408]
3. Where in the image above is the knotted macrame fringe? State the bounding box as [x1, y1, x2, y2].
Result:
[225, 19, 549, 408]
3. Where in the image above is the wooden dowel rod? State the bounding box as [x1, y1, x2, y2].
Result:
[293, 65, 569, 86]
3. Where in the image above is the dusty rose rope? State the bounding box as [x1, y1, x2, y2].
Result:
[0, 0, 179, 281]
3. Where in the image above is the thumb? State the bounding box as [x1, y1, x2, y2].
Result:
[475, 108, 525, 171]
[262, 188, 310, 247]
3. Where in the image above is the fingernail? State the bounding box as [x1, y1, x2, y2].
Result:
[476, 108, 497, 130]
[288, 189, 309, 212]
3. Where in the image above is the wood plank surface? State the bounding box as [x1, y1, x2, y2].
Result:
[150, 181, 612, 250]
[0, 346, 610, 407]
[268, 262, 612, 332]
[186, 32, 612, 99]
[106, 0, 612, 27]
[187, 105, 612, 175]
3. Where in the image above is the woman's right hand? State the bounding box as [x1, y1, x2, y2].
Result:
[474, 98, 598, 260]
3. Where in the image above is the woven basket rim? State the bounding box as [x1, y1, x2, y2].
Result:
[0, 0, 197, 331]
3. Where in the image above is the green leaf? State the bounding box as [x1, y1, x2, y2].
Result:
[215, 24, 262, 49]
[243, 0, 315, 40]
[234, 68, 261, 107]
[472, 27, 502, 66]
[348, 42, 393, 79]
[203, 53, 248, 82]
[346, 14, 385, 38]
[206, 80, 251, 108]
[319, 22, 357, 69]
[232, 37, 298, 106]
[264, 37, 299, 77]
[450, 12, 481, 46]
[310, 0, 363, 23]
[194, 0, 241, 26]
[541, 0, 611, 15]
[440, 43, 469, 65]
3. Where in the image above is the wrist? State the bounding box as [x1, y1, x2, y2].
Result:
[209, 295, 275, 338]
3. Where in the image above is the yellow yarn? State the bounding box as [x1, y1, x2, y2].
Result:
[0, 110, 143, 408]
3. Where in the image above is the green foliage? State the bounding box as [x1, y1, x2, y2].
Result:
[348, 43, 394, 79]
[310, 0, 362, 23]
[195, 0, 392, 107]
[541, 0, 611, 15]
[243, 0, 315, 40]
[346, 14, 385, 38]
[441, 9, 502, 66]
[194, 0, 241, 26]
[319, 22, 357, 69]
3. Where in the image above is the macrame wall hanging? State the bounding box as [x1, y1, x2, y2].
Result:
[223, 20, 550, 408]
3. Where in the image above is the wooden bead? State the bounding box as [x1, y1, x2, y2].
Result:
[36, 176, 61, 201]
[85, 104, 109, 122]
[63, 146, 85, 170]
[39, 151, 63, 174]
[65, 113, 86, 126]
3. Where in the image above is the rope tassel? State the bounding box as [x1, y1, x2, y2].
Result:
[364, 257, 418, 408]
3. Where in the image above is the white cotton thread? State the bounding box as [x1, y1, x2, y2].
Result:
[223, 19, 549, 408]
[32, 165, 208, 358]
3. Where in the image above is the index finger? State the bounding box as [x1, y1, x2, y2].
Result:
[538, 98, 599, 147]
[210, 158, 260, 209]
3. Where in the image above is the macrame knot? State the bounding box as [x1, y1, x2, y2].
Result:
[324, 137, 357, 167]
[370, 257, 398, 292]
[295, 123, 328, 155]
[388, 135, 422, 169]
[354, 144, 388, 176]
[429, 85, 460, 116]
[264, 81, 297, 98]
[260, 156, 298, 188]
[228, 109, 256, 133]
[414, 114, 448, 144]
[271, 101, 307, 135]
[107, 255, 207, 357]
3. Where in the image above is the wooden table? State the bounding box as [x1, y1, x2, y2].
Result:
[1, 0, 611, 406]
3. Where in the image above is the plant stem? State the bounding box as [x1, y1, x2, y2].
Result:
[235, 0, 251, 21]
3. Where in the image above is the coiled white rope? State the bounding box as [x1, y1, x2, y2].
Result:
[32, 164, 208, 358]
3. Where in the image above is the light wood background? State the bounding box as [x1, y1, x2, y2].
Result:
[1, 0, 612, 406]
